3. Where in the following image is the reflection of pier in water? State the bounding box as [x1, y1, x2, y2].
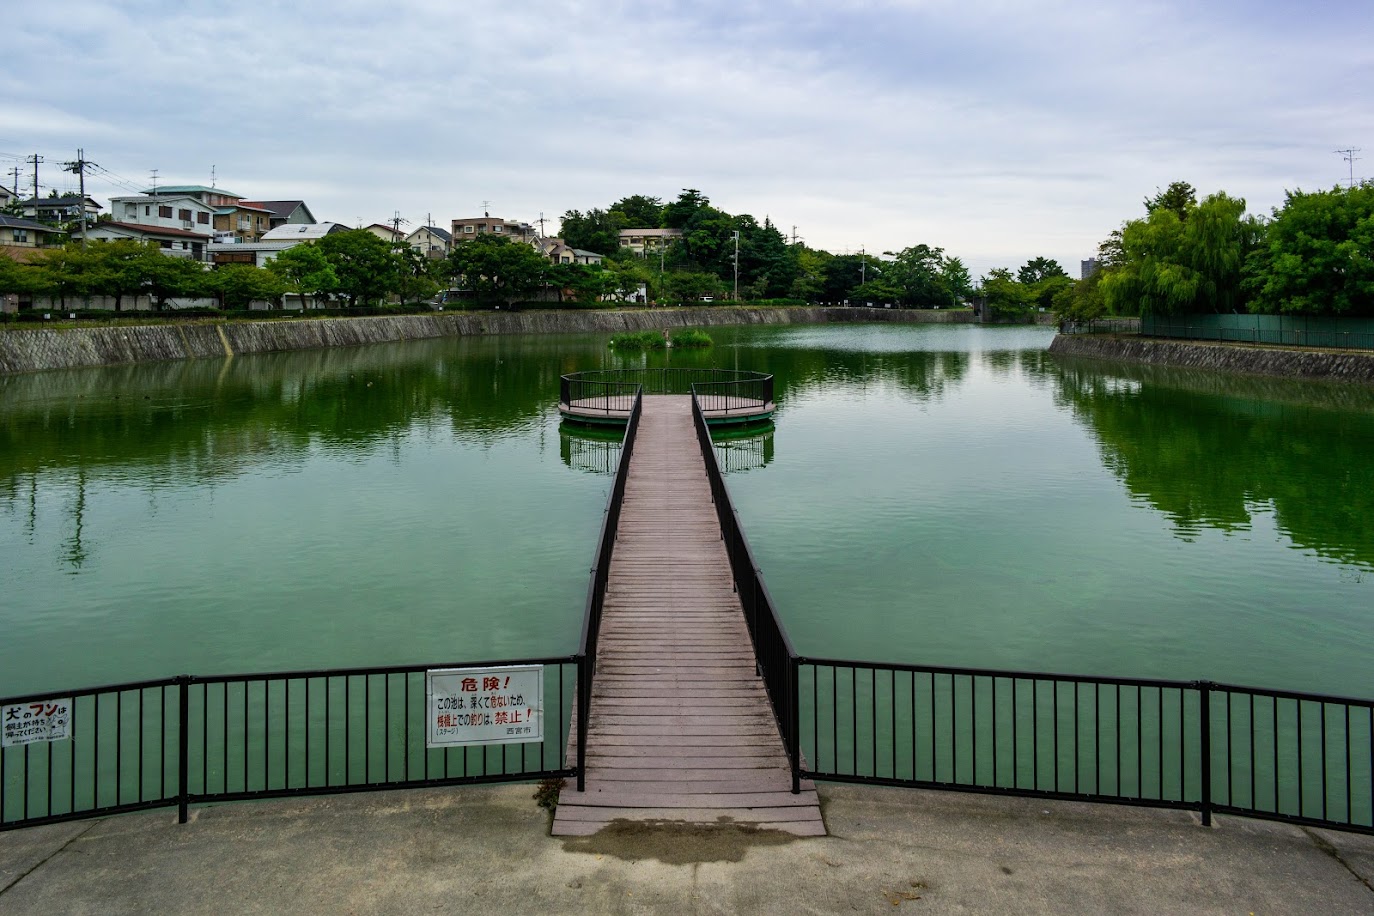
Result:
[561, 423, 774, 476]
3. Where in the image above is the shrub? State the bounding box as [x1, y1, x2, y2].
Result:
[670, 329, 713, 348]
[609, 330, 667, 350]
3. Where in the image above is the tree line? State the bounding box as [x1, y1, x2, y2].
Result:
[1058, 180, 1374, 321]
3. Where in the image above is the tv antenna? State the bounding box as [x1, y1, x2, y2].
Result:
[1335, 148, 1362, 188]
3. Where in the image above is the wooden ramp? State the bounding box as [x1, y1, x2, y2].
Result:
[552, 396, 825, 837]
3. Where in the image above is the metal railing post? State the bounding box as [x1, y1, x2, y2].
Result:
[177, 676, 190, 824]
[576, 655, 587, 792]
[790, 658, 801, 794]
[1198, 681, 1212, 827]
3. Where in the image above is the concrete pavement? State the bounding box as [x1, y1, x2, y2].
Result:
[2, 782, 1372, 914]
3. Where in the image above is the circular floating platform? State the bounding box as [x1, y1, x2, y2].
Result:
[558, 369, 775, 427]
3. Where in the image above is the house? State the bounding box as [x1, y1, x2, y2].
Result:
[0, 186, 14, 208]
[0, 215, 63, 258]
[213, 202, 275, 243]
[451, 213, 535, 242]
[406, 225, 451, 258]
[239, 200, 317, 230]
[259, 222, 349, 242]
[209, 242, 298, 268]
[109, 194, 218, 235]
[534, 237, 604, 265]
[73, 221, 212, 261]
[618, 228, 681, 254]
[363, 223, 403, 244]
[19, 195, 102, 225]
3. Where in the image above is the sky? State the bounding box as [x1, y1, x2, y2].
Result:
[3, 0, 1371, 278]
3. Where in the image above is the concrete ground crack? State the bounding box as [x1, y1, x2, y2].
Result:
[0, 821, 100, 898]
[1303, 827, 1374, 895]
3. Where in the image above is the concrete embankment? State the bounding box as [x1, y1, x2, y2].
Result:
[0, 307, 974, 375]
[1049, 333, 1374, 384]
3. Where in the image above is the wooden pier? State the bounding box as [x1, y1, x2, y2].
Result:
[552, 396, 825, 837]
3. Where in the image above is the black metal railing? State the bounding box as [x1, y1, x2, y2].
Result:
[795, 660, 1374, 834]
[1060, 318, 1143, 336]
[1, 658, 577, 831]
[561, 369, 772, 418]
[574, 388, 643, 790]
[691, 391, 800, 793]
[691, 376, 774, 416]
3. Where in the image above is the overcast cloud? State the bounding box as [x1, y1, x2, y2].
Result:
[3, 0, 1370, 276]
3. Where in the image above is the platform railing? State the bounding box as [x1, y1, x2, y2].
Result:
[562, 368, 772, 411]
[573, 388, 643, 790]
[1, 659, 578, 831]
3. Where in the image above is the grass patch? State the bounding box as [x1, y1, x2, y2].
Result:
[670, 329, 713, 349]
[609, 330, 667, 350]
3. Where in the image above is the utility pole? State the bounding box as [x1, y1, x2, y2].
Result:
[1335, 148, 1362, 189]
[390, 210, 408, 244]
[210, 164, 216, 188]
[8, 166, 19, 197]
[149, 169, 159, 198]
[732, 230, 740, 301]
[27, 154, 43, 200]
[861, 246, 866, 288]
[62, 149, 97, 246]
[537, 211, 547, 237]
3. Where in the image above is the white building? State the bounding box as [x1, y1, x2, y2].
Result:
[109, 194, 217, 235]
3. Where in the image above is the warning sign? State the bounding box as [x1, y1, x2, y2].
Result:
[426, 665, 543, 748]
[3, 699, 73, 747]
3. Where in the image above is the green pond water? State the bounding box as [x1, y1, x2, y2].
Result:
[2, 324, 1372, 700]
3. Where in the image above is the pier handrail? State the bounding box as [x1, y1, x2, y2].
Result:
[573, 386, 643, 790]
[690, 390, 802, 793]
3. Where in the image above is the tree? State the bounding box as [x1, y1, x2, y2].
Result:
[316, 229, 399, 307]
[609, 195, 664, 228]
[979, 267, 1033, 319]
[659, 270, 724, 303]
[135, 247, 207, 310]
[1017, 257, 1071, 312]
[1144, 181, 1197, 221]
[1246, 183, 1374, 316]
[267, 243, 338, 308]
[27, 244, 102, 307]
[394, 246, 441, 305]
[558, 209, 621, 255]
[661, 189, 711, 230]
[446, 234, 550, 305]
[207, 264, 287, 310]
[941, 257, 974, 304]
[1101, 191, 1262, 316]
[1017, 257, 1068, 286]
[882, 244, 954, 308]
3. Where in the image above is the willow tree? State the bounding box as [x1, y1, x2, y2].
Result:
[1101, 192, 1263, 315]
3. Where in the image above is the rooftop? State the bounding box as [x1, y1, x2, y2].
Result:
[0, 215, 63, 233]
[141, 185, 243, 199]
[260, 222, 347, 241]
[83, 221, 212, 240]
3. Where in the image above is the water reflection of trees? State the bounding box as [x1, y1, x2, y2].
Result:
[1049, 357, 1374, 568]
[0, 337, 583, 489]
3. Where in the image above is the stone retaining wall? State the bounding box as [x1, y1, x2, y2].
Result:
[1048, 333, 1374, 384]
[0, 307, 976, 375]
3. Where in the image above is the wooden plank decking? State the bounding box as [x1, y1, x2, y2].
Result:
[552, 396, 825, 837]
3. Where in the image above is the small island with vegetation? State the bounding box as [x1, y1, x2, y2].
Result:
[609, 329, 713, 351]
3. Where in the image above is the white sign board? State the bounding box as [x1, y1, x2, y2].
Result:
[426, 665, 543, 748]
[3, 699, 73, 747]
